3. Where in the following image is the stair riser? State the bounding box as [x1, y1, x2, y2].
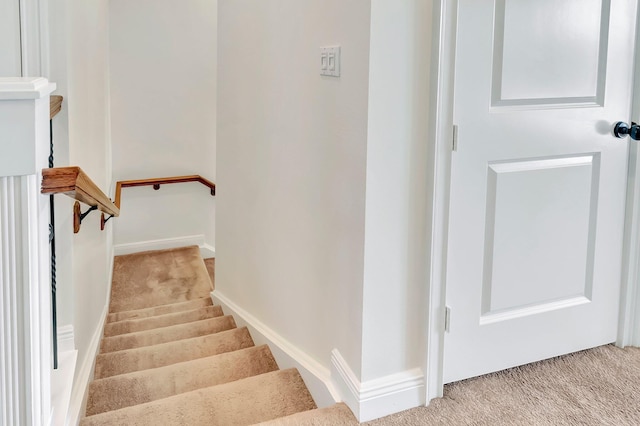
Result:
[94, 327, 254, 379]
[103, 305, 223, 337]
[100, 316, 237, 353]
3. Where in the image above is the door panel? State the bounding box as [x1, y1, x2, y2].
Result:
[481, 155, 598, 321]
[444, 0, 637, 384]
[494, 0, 609, 105]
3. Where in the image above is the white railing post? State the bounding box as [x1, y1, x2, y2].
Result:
[0, 77, 56, 426]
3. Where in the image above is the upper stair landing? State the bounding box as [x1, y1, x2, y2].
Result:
[110, 246, 213, 312]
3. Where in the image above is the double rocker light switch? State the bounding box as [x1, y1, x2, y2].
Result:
[320, 46, 341, 77]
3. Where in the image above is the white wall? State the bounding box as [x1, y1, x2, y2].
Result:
[216, 0, 371, 377]
[108, 0, 217, 251]
[48, 0, 114, 420]
[65, 0, 113, 367]
[48, 0, 74, 328]
[0, 0, 21, 76]
[217, 0, 435, 420]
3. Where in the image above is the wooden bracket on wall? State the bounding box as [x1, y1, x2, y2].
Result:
[73, 201, 98, 233]
[42, 167, 120, 234]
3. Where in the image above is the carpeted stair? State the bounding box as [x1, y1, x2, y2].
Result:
[80, 246, 357, 425]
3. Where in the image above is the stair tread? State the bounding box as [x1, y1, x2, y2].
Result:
[81, 368, 316, 426]
[94, 327, 254, 379]
[107, 298, 213, 323]
[103, 305, 223, 337]
[254, 403, 358, 425]
[100, 315, 236, 353]
[87, 345, 279, 416]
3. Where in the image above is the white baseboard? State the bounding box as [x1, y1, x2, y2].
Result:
[212, 290, 339, 408]
[65, 301, 109, 426]
[51, 343, 77, 426]
[57, 325, 76, 354]
[199, 243, 216, 259]
[331, 349, 425, 422]
[114, 235, 215, 258]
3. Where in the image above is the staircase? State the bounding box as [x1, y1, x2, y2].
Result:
[80, 246, 357, 425]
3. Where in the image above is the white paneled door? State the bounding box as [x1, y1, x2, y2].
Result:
[444, 0, 638, 383]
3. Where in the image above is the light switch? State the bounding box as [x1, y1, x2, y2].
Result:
[320, 46, 340, 77]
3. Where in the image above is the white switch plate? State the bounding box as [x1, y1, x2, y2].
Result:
[320, 46, 341, 77]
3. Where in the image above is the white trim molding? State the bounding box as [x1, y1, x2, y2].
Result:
[19, 0, 49, 77]
[57, 325, 76, 353]
[114, 234, 215, 259]
[212, 290, 338, 408]
[331, 349, 425, 422]
[618, 142, 640, 347]
[66, 301, 109, 426]
[619, 10, 640, 348]
[424, 0, 458, 403]
[51, 326, 77, 426]
[65, 235, 115, 425]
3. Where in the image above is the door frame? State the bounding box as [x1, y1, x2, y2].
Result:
[424, 0, 640, 404]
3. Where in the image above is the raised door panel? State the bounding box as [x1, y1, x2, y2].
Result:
[492, 0, 609, 107]
[481, 155, 599, 324]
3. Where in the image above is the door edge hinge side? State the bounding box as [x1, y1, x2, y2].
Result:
[444, 306, 451, 332]
[452, 125, 458, 152]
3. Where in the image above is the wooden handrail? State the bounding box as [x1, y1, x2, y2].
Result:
[41, 167, 120, 233]
[114, 175, 216, 209]
[50, 95, 63, 120]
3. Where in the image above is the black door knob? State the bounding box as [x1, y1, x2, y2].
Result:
[614, 121, 640, 140]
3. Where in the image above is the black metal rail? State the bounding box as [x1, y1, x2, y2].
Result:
[49, 119, 58, 370]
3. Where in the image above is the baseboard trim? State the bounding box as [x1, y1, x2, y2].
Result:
[114, 235, 215, 258]
[57, 325, 75, 354]
[51, 325, 77, 426]
[212, 290, 339, 408]
[200, 243, 216, 259]
[51, 349, 77, 426]
[65, 301, 108, 426]
[331, 349, 425, 422]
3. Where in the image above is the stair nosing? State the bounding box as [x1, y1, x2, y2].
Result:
[106, 304, 222, 326]
[107, 298, 213, 322]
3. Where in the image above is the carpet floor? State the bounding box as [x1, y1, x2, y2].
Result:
[366, 344, 640, 426]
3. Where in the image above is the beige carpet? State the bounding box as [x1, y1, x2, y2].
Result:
[205, 257, 215, 289]
[82, 246, 346, 425]
[110, 246, 212, 312]
[366, 345, 640, 426]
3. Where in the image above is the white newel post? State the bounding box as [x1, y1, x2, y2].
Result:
[0, 78, 56, 426]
